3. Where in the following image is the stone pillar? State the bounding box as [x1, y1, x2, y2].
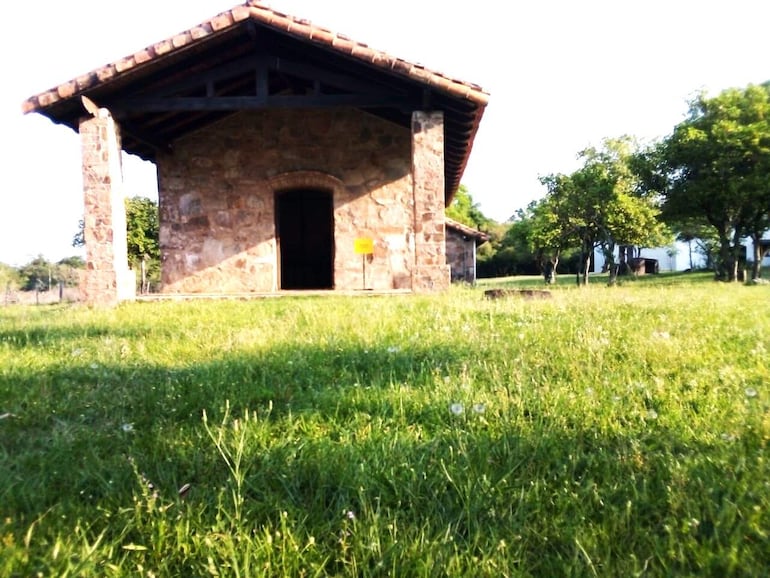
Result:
[79, 110, 135, 305]
[411, 111, 450, 292]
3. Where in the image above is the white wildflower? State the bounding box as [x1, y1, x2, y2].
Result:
[450, 403, 464, 416]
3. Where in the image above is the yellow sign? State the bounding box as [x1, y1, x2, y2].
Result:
[354, 237, 374, 255]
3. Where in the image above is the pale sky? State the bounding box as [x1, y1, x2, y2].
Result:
[2, 0, 768, 266]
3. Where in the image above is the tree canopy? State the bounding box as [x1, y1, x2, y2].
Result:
[658, 83, 770, 280]
[12, 255, 83, 291]
[73, 196, 160, 292]
[533, 137, 669, 284]
[73, 196, 159, 268]
[0, 262, 21, 292]
[446, 185, 492, 231]
[124, 196, 160, 269]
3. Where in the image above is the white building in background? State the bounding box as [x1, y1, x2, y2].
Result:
[746, 233, 770, 268]
[593, 241, 707, 273]
[593, 233, 769, 274]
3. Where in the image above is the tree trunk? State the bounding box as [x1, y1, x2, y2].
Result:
[618, 245, 632, 276]
[731, 228, 744, 282]
[576, 246, 583, 287]
[605, 245, 619, 286]
[719, 251, 739, 282]
[552, 255, 560, 283]
[579, 241, 591, 286]
[601, 241, 615, 275]
[716, 231, 738, 282]
[543, 253, 559, 284]
[751, 233, 763, 280]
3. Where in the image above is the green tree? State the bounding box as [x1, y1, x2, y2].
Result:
[743, 200, 770, 280]
[445, 185, 518, 278]
[125, 196, 160, 293]
[659, 84, 770, 281]
[17, 255, 55, 291]
[666, 216, 719, 270]
[527, 194, 572, 283]
[475, 227, 505, 277]
[125, 196, 160, 265]
[500, 207, 542, 276]
[0, 262, 21, 294]
[73, 196, 160, 291]
[56, 256, 85, 288]
[446, 185, 492, 231]
[536, 137, 669, 285]
[476, 220, 537, 279]
[14, 256, 84, 293]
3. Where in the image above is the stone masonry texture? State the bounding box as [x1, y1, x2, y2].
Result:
[410, 111, 450, 292]
[446, 227, 476, 283]
[156, 107, 449, 293]
[79, 111, 135, 305]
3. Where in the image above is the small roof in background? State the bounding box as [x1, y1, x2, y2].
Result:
[445, 217, 490, 244]
[22, 1, 488, 200]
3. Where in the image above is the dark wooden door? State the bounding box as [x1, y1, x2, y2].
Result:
[277, 190, 333, 289]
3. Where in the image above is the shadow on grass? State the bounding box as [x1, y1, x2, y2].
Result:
[0, 316, 175, 351]
[2, 337, 768, 575]
[0, 340, 462, 508]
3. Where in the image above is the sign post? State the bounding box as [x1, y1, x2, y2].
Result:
[354, 237, 374, 290]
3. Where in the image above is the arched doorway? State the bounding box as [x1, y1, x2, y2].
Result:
[276, 189, 334, 289]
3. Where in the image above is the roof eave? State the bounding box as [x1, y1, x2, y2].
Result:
[21, 5, 253, 116]
[22, 2, 488, 116]
[20, 1, 488, 199]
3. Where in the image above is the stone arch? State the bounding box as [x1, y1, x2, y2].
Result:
[268, 170, 346, 196]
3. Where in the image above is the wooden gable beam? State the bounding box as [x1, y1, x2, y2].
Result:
[114, 93, 415, 113]
[273, 57, 402, 96]
[123, 52, 406, 104]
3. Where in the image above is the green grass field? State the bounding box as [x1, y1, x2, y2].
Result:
[1, 275, 769, 576]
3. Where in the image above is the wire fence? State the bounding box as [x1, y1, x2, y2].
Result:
[4, 283, 80, 306]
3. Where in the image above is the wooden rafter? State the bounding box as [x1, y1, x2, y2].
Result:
[113, 93, 415, 113]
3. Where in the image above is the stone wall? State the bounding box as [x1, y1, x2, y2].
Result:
[411, 112, 449, 291]
[79, 111, 136, 305]
[446, 228, 476, 283]
[157, 108, 423, 292]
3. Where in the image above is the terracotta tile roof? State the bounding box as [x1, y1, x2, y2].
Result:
[22, 1, 488, 197]
[446, 218, 490, 243]
[22, 2, 488, 114]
